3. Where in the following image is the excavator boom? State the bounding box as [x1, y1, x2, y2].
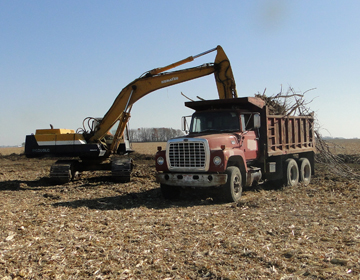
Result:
[89, 45, 237, 146]
[89, 64, 215, 143]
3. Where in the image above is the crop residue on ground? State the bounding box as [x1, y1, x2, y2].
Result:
[0, 142, 359, 279]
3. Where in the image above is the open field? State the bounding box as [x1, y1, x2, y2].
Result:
[0, 147, 24, 156]
[0, 141, 359, 279]
[326, 139, 360, 155]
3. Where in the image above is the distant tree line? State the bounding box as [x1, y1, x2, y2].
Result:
[129, 128, 184, 142]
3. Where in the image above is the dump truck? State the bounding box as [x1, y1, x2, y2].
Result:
[155, 97, 315, 202]
[25, 46, 238, 183]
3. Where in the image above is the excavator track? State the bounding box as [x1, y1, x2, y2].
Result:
[111, 157, 133, 182]
[50, 160, 78, 184]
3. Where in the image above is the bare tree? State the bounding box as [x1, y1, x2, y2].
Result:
[129, 127, 184, 142]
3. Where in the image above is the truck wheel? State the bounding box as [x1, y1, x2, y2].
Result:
[284, 158, 299, 187]
[221, 166, 242, 202]
[299, 158, 311, 186]
[160, 184, 181, 200]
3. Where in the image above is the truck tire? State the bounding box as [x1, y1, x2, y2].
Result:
[299, 158, 311, 186]
[221, 166, 242, 202]
[284, 158, 299, 187]
[160, 184, 181, 200]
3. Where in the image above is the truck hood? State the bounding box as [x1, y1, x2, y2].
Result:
[176, 133, 241, 150]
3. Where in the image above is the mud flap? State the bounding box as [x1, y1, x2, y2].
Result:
[111, 157, 133, 182]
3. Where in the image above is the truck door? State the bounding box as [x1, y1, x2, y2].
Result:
[240, 113, 260, 160]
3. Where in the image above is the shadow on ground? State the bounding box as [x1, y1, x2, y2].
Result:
[52, 187, 229, 210]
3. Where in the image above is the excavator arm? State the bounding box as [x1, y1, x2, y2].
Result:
[88, 45, 237, 152]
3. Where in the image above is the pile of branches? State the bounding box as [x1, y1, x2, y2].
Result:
[315, 133, 360, 179]
[255, 85, 316, 116]
[255, 86, 360, 179]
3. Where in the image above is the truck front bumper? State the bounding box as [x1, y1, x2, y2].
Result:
[156, 173, 227, 187]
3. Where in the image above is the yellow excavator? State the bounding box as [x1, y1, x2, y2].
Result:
[25, 45, 238, 183]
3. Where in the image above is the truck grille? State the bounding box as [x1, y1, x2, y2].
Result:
[168, 141, 206, 168]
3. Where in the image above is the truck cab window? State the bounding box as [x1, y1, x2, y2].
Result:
[241, 113, 260, 131]
[190, 111, 240, 133]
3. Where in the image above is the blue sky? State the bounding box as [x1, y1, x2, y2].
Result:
[1, 0, 360, 146]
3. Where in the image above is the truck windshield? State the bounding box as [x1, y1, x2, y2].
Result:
[190, 111, 240, 133]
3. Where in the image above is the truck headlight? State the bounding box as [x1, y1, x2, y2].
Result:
[213, 156, 222, 166]
[157, 156, 164, 165]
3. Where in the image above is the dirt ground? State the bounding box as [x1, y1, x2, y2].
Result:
[0, 142, 360, 279]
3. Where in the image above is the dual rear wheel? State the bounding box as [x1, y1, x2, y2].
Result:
[284, 158, 311, 187]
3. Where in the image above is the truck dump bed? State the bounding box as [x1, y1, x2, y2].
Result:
[265, 112, 315, 156]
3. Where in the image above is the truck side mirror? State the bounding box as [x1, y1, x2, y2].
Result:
[181, 116, 191, 134]
[254, 114, 261, 129]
